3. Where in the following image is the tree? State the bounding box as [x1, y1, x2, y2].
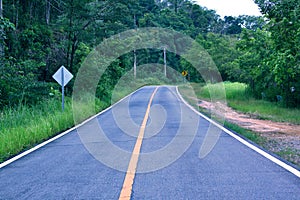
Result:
[223, 16, 242, 34]
[189, 4, 222, 35]
[238, 15, 266, 30]
[254, 0, 300, 106]
[0, 0, 3, 57]
[3, 0, 291, 109]
[45, 0, 50, 25]
[231, 29, 274, 98]
[59, 0, 113, 74]
[194, 33, 240, 81]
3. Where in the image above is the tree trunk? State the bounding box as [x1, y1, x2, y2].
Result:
[0, 0, 4, 58]
[15, 0, 19, 29]
[0, 0, 2, 17]
[174, 0, 178, 13]
[45, 0, 50, 25]
[66, 0, 74, 69]
[29, 1, 33, 20]
[70, 35, 78, 74]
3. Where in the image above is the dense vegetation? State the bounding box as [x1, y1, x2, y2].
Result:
[0, 0, 299, 109]
[192, 82, 300, 124]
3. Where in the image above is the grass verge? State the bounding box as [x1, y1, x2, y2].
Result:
[192, 82, 300, 124]
[0, 97, 108, 163]
[178, 82, 300, 167]
[178, 83, 263, 143]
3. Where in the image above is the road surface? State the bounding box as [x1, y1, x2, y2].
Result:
[0, 86, 300, 199]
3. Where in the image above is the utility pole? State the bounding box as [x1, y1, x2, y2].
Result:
[134, 49, 137, 78]
[163, 47, 167, 77]
[133, 14, 137, 79]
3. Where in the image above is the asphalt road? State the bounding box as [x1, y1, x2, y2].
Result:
[0, 86, 300, 199]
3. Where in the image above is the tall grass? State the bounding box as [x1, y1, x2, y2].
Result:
[228, 99, 300, 124]
[190, 82, 300, 124]
[194, 82, 249, 101]
[0, 97, 107, 163]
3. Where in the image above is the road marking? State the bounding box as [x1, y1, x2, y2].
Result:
[119, 87, 159, 200]
[175, 86, 300, 178]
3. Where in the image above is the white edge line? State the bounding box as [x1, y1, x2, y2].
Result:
[0, 87, 146, 169]
[175, 86, 300, 178]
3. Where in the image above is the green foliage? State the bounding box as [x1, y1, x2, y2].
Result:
[195, 33, 240, 81]
[196, 82, 249, 101]
[1, 0, 240, 110]
[192, 82, 300, 124]
[1, 0, 299, 110]
[223, 0, 300, 107]
[229, 28, 274, 98]
[0, 97, 108, 163]
[0, 17, 15, 40]
[223, 16, 242, 34]
[224, 122, 264, 144]
[0, 58, 54, 108]
[228, 99, 300, 124]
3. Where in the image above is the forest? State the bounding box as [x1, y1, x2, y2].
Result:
[0, 0, 299, 108]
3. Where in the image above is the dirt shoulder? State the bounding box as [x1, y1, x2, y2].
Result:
[198, 100, 300, 166]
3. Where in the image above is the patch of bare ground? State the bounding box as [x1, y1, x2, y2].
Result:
[198, 100, 300, 166]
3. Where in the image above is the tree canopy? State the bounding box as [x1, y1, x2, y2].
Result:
[0, 0, 299, 108]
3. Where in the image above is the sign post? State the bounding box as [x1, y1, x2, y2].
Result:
[52, 66, 73, 111]
[164, 47, 167, 77]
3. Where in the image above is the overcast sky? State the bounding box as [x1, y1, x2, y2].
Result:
[195, 0, 262, 18]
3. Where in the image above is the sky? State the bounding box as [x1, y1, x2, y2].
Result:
[195, 0, 262, 18]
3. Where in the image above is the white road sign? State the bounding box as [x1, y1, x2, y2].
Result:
[52, 66, 73, 87]
[52, 66, 73, 111]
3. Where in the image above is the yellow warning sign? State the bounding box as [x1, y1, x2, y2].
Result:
[181, 70, 188, 77]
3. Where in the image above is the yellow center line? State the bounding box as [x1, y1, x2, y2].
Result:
[119, 87, 159, 200]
